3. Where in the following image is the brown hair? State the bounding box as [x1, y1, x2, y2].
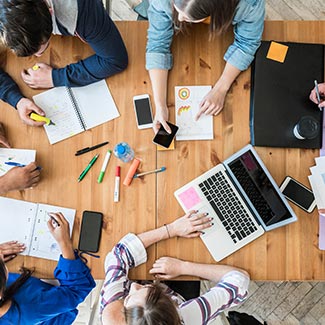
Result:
[0, 0, 52, 56]
[0, 259, 33, 307]
[173, 0, 239, 34]
[124, 283, 182, 325]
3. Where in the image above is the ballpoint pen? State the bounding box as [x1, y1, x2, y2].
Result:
[78, 154, 99, 182]
[97, 150, 112, 183]
[30, 112, 55, 126]
[314, 80, 322, 111]
[5, 161, 42, 170]
[134, 166, 166, 178]
[75, 141, 109, 156]
[48, 213, 60, 227]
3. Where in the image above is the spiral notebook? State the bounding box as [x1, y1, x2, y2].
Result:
[0, 197, 75, 261]
[33, 80, 120, 144]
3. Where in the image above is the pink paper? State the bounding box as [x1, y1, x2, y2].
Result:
[178, 187, 201, 210]
[319, 215, 325, 250]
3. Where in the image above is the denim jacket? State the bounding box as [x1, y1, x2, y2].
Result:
[146, 0, 265, 71]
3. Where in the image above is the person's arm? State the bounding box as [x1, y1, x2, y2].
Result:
[310, 82, 325, 109]
[197, 0, 265, 118]
[0, 69, 45, 126]
[150, 258, 249, 324]
[146, 0, 174, 134]
[101, 211, 212, 323]
[0, 163, 41, 195]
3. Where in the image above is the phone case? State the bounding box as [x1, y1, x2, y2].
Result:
[78, 211, 103, 252]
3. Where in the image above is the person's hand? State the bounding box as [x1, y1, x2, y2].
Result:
[195, 86, 227, 121]
[149, 257, 185, 279]
[310, 82, 325, 109]
[153, 106, 171, 134]
[16, 98, 46, 127]
[47, 212, 75, 259]
[0, 122, 10, 148]
[0, 162, 41, 193]
[21, 63, 54, 89]
[168, 210, 212, 238]
[0, 240, 26, 262]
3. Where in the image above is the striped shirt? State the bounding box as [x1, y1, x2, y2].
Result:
[100, 233, 249, 324]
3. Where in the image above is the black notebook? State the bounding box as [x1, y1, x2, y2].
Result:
[250, 41, 324, 148]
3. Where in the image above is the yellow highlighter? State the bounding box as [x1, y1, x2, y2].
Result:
[30, 113, 55, 126]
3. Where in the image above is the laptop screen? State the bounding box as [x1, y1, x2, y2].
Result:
[227, 150, 292, 226]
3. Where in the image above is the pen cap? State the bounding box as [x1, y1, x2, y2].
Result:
[123, 158, 140, 186]
[116, 166, 121, 177]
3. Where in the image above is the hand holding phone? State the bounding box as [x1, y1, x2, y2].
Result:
[133, 94, 153, 129]
[78, 211, 103, 252]
[280, 176, 316, 213]
[152, 122, 179, 148]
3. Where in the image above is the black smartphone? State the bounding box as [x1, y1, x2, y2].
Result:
[78, 211, 103, 252]
[153, 122, 179, 148]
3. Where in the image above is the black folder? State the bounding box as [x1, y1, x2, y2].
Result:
[250, 41, 324, 148]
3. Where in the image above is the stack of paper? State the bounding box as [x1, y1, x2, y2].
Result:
[309, 157, 325, 250]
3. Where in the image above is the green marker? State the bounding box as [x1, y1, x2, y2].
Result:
[78, 154, 99, 182]
[97, 150, 112, 183]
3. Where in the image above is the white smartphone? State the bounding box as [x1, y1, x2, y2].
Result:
[280, 176, 316, 213]
[133, 94, 153, 129]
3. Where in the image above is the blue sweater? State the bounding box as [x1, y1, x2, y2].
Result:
[0, 255, 96, 324]
[0, 0, 128, 109]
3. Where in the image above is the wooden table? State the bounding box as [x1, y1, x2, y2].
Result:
[3, 21, 325, 280]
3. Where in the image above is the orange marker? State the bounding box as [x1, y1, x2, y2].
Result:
[123, 158, 140, 186]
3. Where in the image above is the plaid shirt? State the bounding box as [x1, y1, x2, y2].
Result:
[100, 233, 249, 324]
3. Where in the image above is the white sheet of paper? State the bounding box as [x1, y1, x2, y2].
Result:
[175, 86, 213, 140]
[0, 148, 36, 176]
[33, 80, 120, 144]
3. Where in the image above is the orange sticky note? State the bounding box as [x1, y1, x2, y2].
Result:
[266, 41, 288, 63]
[157, 140, 175, 151]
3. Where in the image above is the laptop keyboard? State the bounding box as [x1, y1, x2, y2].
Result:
[199, 171, 258, 244]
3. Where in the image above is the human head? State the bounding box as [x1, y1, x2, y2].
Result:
[173, 0, 239, 33]
[124, 282, 182, 325]
[0, 0, 52, 57]
[0, 255, 32, 307]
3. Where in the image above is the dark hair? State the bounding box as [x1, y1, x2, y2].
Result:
[124, 283, 182, 325]
[0, 259, 33, 307]
[173, 0, 239, 34]
[0, 0, 52, 56]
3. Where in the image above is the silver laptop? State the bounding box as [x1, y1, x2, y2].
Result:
[174, 144, 297, 261]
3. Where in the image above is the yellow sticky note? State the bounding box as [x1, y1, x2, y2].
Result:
[266, 41, 288, 63]
[157, 140, 175, 151]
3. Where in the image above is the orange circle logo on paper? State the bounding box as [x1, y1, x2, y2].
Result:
[178, 87, 190, 100]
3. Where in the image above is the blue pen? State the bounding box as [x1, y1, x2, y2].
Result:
[5, 161, 42, 170]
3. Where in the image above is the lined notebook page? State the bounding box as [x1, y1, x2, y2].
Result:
[0, 197, 37, 255]
[72, 80, 120, 129]
[30, 204, 75, 261]
[33, 86, 83, 144]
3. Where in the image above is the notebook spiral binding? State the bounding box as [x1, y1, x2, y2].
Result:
[66, 87, 87, 130]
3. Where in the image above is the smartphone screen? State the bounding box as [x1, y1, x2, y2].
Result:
[281, 178, 315, 211]
[153, 122, 179, 148]
[78, 211, 103, 252]
[133, 95, 153, 128]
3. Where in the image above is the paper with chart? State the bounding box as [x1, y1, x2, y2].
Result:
[0, 197, 75, 260]
[0, 148, 36, 176]
[175, 86, 213, 140]
[33, 80, 120, 145]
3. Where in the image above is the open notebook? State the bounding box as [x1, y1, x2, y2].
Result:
[0, 197, 75, 261]
[0, 148, 36, 176]
[33, 80, 120, 144]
